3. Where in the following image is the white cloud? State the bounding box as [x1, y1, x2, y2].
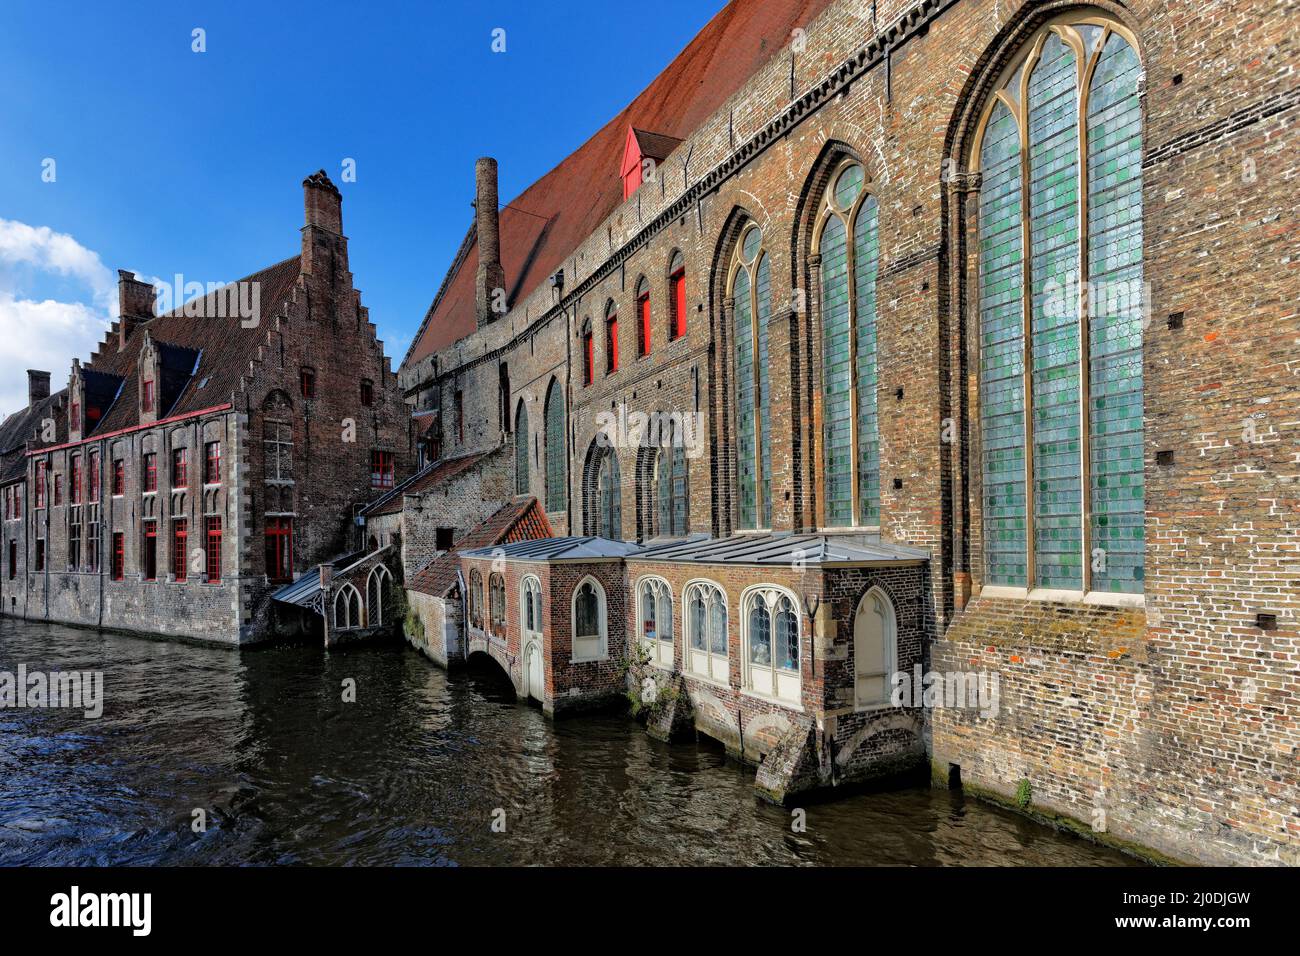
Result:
[0, 219, 117, 420]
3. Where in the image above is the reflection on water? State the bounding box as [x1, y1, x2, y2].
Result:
[0, 619, 1135, 866]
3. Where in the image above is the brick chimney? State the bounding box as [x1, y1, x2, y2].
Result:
[117, 270, 156, 349]
[303, 169, 342, 235]
[301, 169, 348, 280]
[27, 370, 50, 408]
[474, 157, 506, 327]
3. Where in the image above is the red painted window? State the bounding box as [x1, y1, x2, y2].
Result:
[142, 380, 154, 413]
[300, 368, 316, 399]
[142, 520, 157, 580]
[360, 379, 374, 407]
[88, 452, 100, 503]
[34, 463, 45, 508]
[70, 456, 82, 504]
[143, 453, 157, 492]
[112, 459, 125, 496]
[111, 533, 125, 581]
[70, 401, 80, 433]
[637, 289, 651, 357]
[371, 451, 395, 489]
[605, 311, 619, 374]
[670, 267, 687, 340]
[582, 325, 594, 386]
[205, 442, 221, 485]
[266, 517, 293, 583]
[205, 517, 222, 583]
[53, 472, 62, 506]
[172, 448, 187, 488]
[172, 519, 188, 581]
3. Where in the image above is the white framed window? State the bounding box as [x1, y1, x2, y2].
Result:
[684, 580, 729, 685]
[366, 565, 392, 627]
[637, 577, 674, 668]
[520, 574, 542, 639]
[570, 575, 608, 662]
[853, 586, 896, 710]
[333, 583, 362, 631]
[742, 585, 801, 704]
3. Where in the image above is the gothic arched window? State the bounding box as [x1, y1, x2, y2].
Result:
[544, 378, 566, 513]
[684, 581, 728, 684]
[515, 399, 529, 495]
[743, 586, 800, 703]
[817, 160, 881, 527]
[974, 13, 1144, 595]
[730, 222, 773, 529]
[650, 416, 688, 538]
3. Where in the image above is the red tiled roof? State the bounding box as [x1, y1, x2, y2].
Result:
[404, 0, 835, 366]
[361, 450, 492, 517]
[407, 496, 554, 597]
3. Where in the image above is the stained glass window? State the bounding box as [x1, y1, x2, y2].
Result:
[595, 449, 621, 539]
[544, 379, 566, 512]
[654, 419, 689, 538]
[976, 15, 1144, 595]
[732, 224, 773, 529]
[515, 401, 529, 495]
[819, 162, 881, 526]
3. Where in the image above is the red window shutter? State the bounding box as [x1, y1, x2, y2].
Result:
[206, 517, 222, 582]
[173, 519, 188, 581]
[672, 270, 687, 339]
[638, 294, 651, 356]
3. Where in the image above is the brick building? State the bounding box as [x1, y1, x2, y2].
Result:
[397, 0, 1299, 864]
[0, 171, 414, 644]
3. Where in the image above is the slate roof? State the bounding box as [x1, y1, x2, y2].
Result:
[460, 536, 643, 563]
[407, 497, 554, 597]
[361, 450, 492, 517]
[80, 255, 303, 437]
[404, 0, 836, 366]
[631, 533, 930, 567]
[0, 390, 67, 484]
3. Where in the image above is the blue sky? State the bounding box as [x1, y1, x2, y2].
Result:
[0, 0, 724, 417]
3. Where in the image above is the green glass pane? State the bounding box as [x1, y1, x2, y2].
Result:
[734, 267, 757, 529]
[545, 381, 566, 512]
[834, 164, 864, 210]
[820, 214, 853, 526]
[1029, 33, 1083, 590]
[1087, 33, 1144, 594]
[755, 253, 773, 528]
[854, 195, 881, 524]
[979, 100, 1028, 586]
[742, 227, 761, 263]
[515, 403, 529, 495]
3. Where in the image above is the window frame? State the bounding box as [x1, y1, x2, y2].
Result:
[813, 158, 882, 530]
[969, 12, 1146, 606]
[570, 575, 608, 663]
[728, 222, 773, 531]
[636, 576, 674, 669]
[683, 579, 729, 687]
[740, 584, 803, 707]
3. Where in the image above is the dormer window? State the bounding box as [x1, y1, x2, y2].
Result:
[142, 380, 155, 413]
[70, 401, 81, 433]
[620, 126, 683, 201]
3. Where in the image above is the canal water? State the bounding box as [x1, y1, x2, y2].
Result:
[0, 619, 1134, 866]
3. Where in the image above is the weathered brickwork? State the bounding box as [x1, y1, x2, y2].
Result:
[403, 0, 1299, 862]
